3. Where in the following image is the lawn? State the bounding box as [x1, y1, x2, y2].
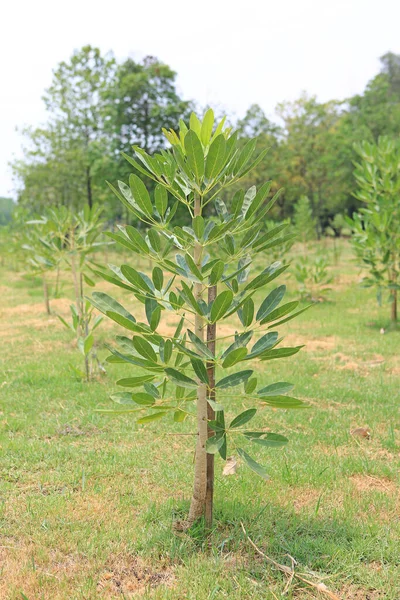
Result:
[0, 240, 399, 599]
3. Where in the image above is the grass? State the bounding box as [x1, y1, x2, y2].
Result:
[0, 239, 399, 599]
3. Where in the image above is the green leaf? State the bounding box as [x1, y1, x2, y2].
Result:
[184, 130, 204, 180]
[132, 337, 158, 362]
[206, 433, 226, 454]
[230, 408, 257, 429]
[83, 273, 95, 287]
[155, 184, 168, 216]
[260, 301, 299, 325]
[210, 290, 233, 323]
[152, 267, 163, 291]
[256, 285, 286, 322]
[174, 410, 187, 422]
[129, 174, 153, 216]
[150, 306, 161, 331]
[237, 448, 269, 480]
[241, 186, 256, 218]
[222, 347, 248, 368]
[245, 181, 272, 220]
[137, 412, 166, 424]
[200, 108, 214, 146]
[260, 346, 304, 361]
[184, 253, 203, 281]
[83, 334, 94, 356]
[90, 292, 136, 323]
[248, 332, 279, 358]
[189, 112, 202, 135]
[121, 265, 152, 292]
[221, 331, 253, 359]
[234, 139, 257, 175]
[131, 392, 156, 406]
[244, 432, 288, 447]
[190, 358, 209, 384]
[245, 377, 257, 394]
[57, 315, 74, 331]
[261, 395, 307, 409]
[193, 216, 204, 240]
[216, 370, 253, 389]
[117, 375, 156, 388]
[125, 226, 149, 254]
[258, 382, 294, 396]
[267, 304, 312, 329]
[187, 329, 214, 358]
[209, 261, 225, 285]
[238, 297, 254, 327]
[165, 368, 197, 389]
[244, 265, 289, 292]
[106, 311, 140, 332]
[148, 229, 161, 253]
[205, 134, 226, 180]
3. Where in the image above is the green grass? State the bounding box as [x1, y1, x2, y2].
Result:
[1, 240, 399, 599]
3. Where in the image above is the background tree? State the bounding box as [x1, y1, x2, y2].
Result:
[293, 195, 316, 247]
[276, 95, 352, 229]
[43, 45, 117, 210]
[347, 53, 400, 141]
[0, 197, 14, 225]
[348, 137, 400, 325]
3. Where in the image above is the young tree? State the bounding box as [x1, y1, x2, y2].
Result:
[92, 110, 308, 530]
[22, 209, 71, 313]
[348, 137, 400, 325]
[293, 195, 316, 247]
[58, 205, 107, 380]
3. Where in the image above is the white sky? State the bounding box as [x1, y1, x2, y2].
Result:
[1, 0, 400, 198]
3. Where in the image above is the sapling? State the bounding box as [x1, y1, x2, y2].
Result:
[294, 255, 333, 301]
[23, 208, 71, 314]
[347, 137, 400, 326]
[57, 205, 108, 380]
[93, 110, 309, 529]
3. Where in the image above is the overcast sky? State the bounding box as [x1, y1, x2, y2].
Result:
[1, 0, 399, 198]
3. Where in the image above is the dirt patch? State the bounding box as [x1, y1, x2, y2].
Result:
[350, 474, 397, 494]
[340, 583, 384, 599]
[291, 488, 322, 512]
[96, 555, 174, 596]
[332, 352, 385, 373]
[285, 335, 337, 352]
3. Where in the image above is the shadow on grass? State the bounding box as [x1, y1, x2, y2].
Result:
[137, 497, 379, 569]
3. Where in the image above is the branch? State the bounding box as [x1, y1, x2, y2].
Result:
[240, 522, 341, 599]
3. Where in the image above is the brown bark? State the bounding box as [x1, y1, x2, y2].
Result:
[43, 278, 50, 315]
[205, 284, 217, 531]
[391, 289, 397, 324]
[86, 166, 93, 209]
[187, 196, 208, 525]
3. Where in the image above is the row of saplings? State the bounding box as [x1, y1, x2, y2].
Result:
[19, 112, 399, 534]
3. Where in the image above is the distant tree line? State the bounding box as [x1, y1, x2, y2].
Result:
[10, 47, 400, 233]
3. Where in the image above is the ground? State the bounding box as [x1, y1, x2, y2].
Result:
[0, 240, 399, 599]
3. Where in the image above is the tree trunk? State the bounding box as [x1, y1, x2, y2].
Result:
[43, 278, 50, 315]
[205, 285, 217, 531]
[391, 289, 397, 324]
[187, 196, 208, 525]
[86, 166, 93, 209]
[55, 266, 60, 298]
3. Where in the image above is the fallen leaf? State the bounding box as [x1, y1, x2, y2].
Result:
[223, 456, 238, 476]
[351, 427, 371, 439]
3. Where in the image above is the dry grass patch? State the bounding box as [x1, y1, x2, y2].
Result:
[350, 474, 397, 494]
[96, 554, 175, 597]
[340, 583, 384, 599]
